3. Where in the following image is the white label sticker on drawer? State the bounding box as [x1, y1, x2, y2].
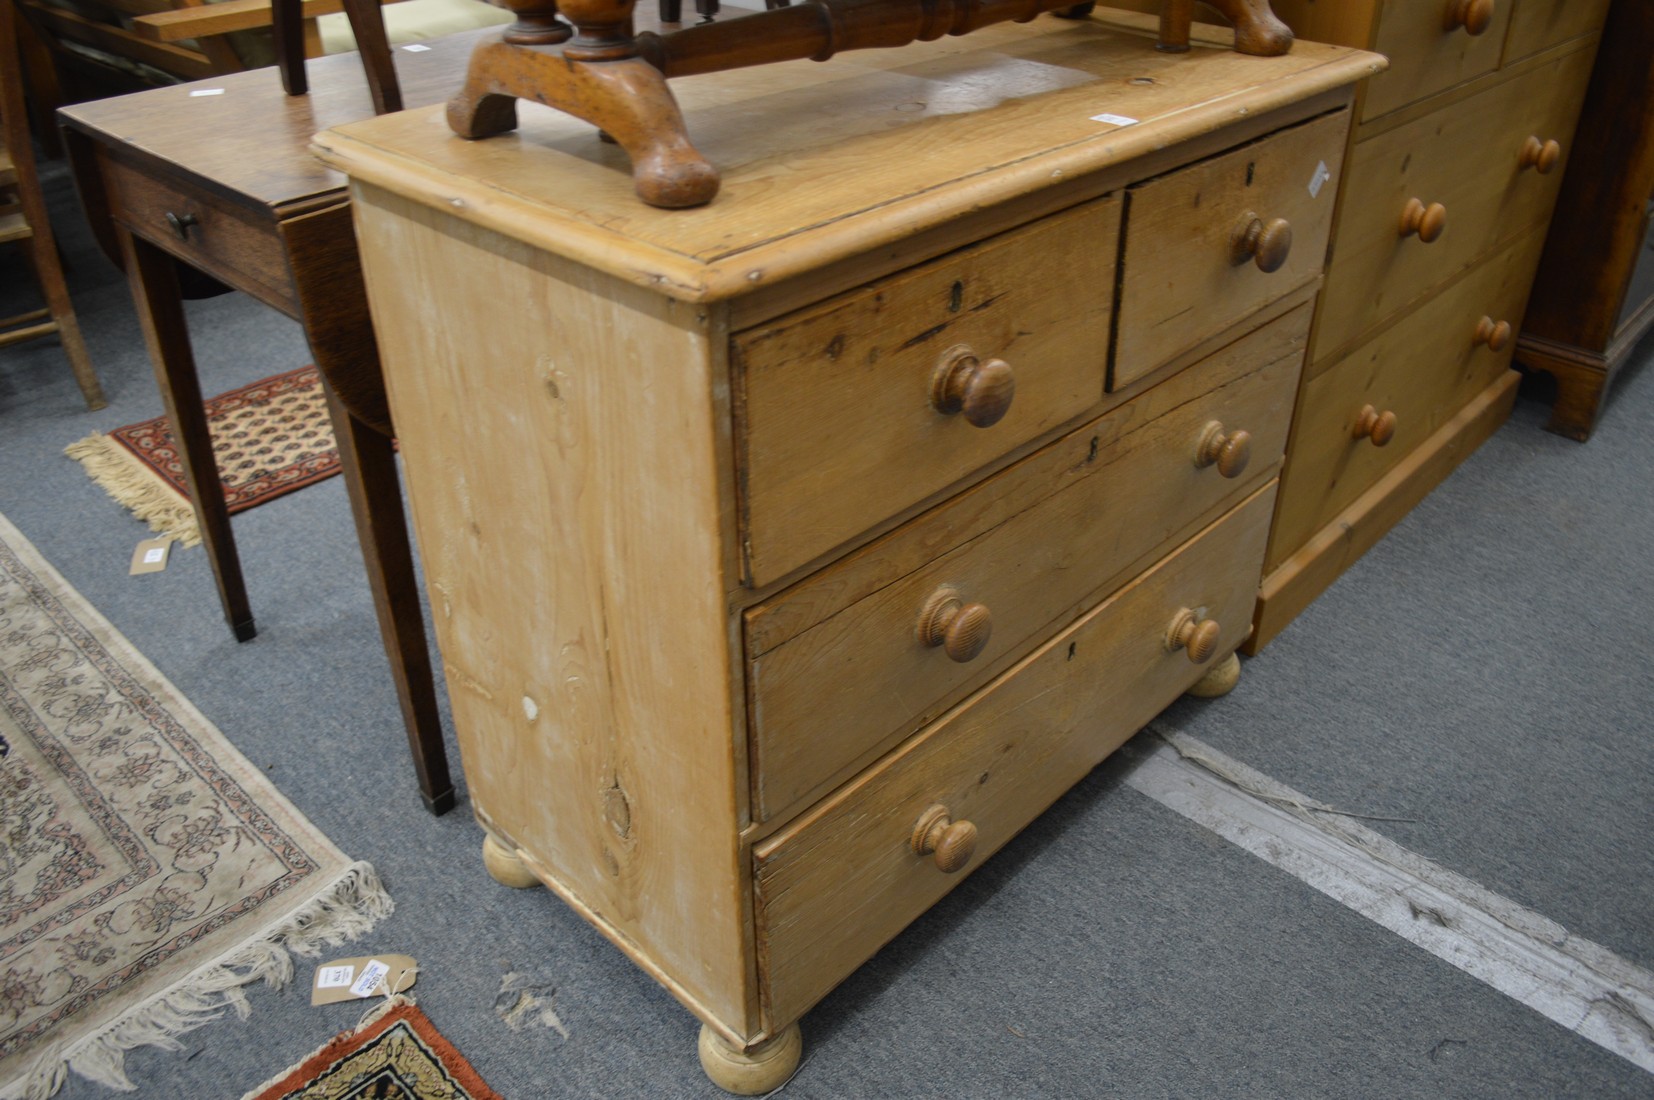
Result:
[1090, 113, 1139, 127]
[1308, 160, 1332, 198]
[189, 89, 225, 97]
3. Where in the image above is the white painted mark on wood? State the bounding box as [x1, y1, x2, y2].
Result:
[1127, 726, 1654, 1074]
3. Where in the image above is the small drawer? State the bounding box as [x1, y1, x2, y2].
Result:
[744, 301, 1310, 823]
[1503, 0, 1609, 68]
[753, 482, 1277, 1029]
[1269, 229, 1546, 569]
[1113, 110, 1345, 391]
[102, 153, 297, 316]
[735, 197, 1120, 587]
[1362, 0, 1513, 122]
[1311, 45, 1594, 364]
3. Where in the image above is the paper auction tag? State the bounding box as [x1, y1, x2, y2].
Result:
[311, 955, 417, 1005]
[130, 538, 173, 575]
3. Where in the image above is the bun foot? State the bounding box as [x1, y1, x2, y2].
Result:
[697, 1023, 803, 1095]
[1186, 651, 1241, 698]
[481, 834, 541, 888]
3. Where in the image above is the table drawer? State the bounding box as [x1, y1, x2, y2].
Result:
[1312, 44, 1594, 363]
[101, 153, 298, 316]
[1113, 110, 1344, 391]
[1362, 0, 1513, 122]
[754, 482, 1276, 1028]
[745, 302, 1309, 823]
[736, 197, 1120, 587]
[1269, 229, 1545, 568]
[1503, 0, 1608, 68]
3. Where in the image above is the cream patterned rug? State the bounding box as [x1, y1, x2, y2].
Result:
[0, 513, 392, 1099]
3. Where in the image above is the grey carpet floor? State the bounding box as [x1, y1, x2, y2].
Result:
[2, 157, 1650, 1099]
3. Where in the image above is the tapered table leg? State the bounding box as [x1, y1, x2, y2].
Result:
[322, 383, 455, 814]
[118, 229, 255, 642]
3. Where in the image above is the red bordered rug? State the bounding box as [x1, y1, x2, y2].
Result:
[65, 366, 338, 547]
[243, 999, 502, 1100]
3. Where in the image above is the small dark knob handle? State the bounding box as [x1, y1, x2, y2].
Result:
[1400, 199, 1447, 243]
[912, 804, 978, 873]
[932, 344, 1015, 428]
[1354, 404, 1398, 447]
[918, 588, 993, 663]
[1474, 316, 1512, 352]
[1233, 214, 1293, 273]
[1445, 0, 1494, 35]
[1165, 608, 1222, 664]
[1519, 136, 1562, 175]
[1195, 421, 1252, 479]
[165, 211, 199, 240]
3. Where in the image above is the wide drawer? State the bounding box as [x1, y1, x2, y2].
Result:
[1311, 43, 1594, 364]
[101, 152, 298, 316]
[1503, 0, 1608, 69]
[753, 482, 1277, 1029]
[1113, 110, 1344, 390]
[1362, 0, 1513, 122]
[1269, 229, 1546, 569]
[744, 301, 1310, 823]
[736, 197, 1120, 587]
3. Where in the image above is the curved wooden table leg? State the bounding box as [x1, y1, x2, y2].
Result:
[482, 834, 542, 888]
[1157, 0, 1292, 56]
[698, 1022, 802, 1095]
[447, 42, 719, 208]
[1186, 651, 1242, 698]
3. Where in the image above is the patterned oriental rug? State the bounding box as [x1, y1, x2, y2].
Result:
[0, 513, 392, 1099]
[243, 999, 502, 1100]
[65, 366, 338, 548]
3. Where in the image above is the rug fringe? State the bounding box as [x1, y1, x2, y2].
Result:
[7, 862, 394, 1100]
[64, 433, 203, 547]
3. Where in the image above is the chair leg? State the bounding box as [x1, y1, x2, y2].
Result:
[271, 0, 308, 95]
[340, 0, 403, 114]
[17, 231, 105, 409]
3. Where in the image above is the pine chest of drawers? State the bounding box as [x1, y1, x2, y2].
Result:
[1245, 0, 1609, 649]
[317, 12, 1375, 1092]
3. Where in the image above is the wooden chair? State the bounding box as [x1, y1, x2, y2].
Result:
[1, 0, 104, 409]
[10, 0, 508, 129]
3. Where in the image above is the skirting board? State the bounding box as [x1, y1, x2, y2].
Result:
[1245, 369, 1520, 655]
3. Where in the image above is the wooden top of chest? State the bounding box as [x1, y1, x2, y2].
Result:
[315, 10, 1380, 302]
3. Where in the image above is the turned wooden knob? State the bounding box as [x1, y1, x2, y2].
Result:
[1232, 214, 1293, 273]
[1519, 136, 1562, 174]
[1400, 198, 1448, 243]
[1165, 608, 1221, 664]
[1194, 421, 1252, 479]
[932, 344, 1015, 428]
[1445, 0, 1494, 35]
[912, 804, 977, 873]
[1474, 315, 1513, 352]
[918, 588, 993, 663]
[1353, 404, 1398, 446]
